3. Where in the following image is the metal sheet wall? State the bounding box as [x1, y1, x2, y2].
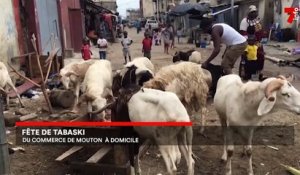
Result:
[35, 0, 62, 56]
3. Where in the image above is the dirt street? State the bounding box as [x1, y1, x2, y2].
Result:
[6, 28, 300, 175]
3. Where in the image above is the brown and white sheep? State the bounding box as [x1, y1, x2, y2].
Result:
[143, 62, 210, 133]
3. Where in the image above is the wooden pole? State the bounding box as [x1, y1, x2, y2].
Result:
[44, 49, 59, 84]
[7, 63, 41, 88]
[31, 34, 53, 113]
[0, 97, 10, 174]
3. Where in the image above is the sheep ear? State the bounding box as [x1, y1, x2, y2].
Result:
[286, 74, 295, 82]
[257, 93, 276, 116]
[65, 71, 78, 77]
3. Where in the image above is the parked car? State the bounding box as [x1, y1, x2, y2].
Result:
[145, 19, 159, 29]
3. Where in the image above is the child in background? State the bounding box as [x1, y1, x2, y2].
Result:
[162, 28, 171, 54]
[243, 35, 259, 80]
[121, 31, 133, 64]
[177, 27, 183, 44]
[153, 29, 161, 46]
[97, 35, 108, 59]
[142, 33, 152, 59]
[81, 38, 92, 61]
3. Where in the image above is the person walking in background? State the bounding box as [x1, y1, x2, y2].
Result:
[81, 38, 92, 61]
[97, 35, 108, 59]
[177, 27, 183, 44]
[162, 28, 171, 54]
[142, 33, 152, 59]
[153, 29, 161, 46]
[121, 31, 133, 64]
[136, 20, 141, 34]
[167, 23, 175, 49]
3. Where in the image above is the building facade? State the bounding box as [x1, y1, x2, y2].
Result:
[0, 0, 19, 63]
[58, 0, 84, 52]
[126, 9, 141, 21]
[140, 0, 155, 18]
[93, 0, 117, 12]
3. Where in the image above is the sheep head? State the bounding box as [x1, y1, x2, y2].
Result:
[173, 51, 181, 63]
[258, 75, 300, 116]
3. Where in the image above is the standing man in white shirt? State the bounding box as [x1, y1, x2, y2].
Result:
[200, 18, 247, 75]
[121, 31, 133, 64]
[97, 34, 108, 59]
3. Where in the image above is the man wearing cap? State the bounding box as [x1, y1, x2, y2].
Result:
[200, 18, 247, 75]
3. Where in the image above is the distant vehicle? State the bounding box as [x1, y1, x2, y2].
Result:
[128, 21, 135, 28]
[145, 19, 159, 29]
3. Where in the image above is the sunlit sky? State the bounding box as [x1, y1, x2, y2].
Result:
[116, 0, 139, 17]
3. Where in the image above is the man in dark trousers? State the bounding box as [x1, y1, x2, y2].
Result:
[200, 18, 247, 75]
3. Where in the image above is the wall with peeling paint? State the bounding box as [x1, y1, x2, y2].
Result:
[0, 0, 19, 63]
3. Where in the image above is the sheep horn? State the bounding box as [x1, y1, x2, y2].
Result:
[91, 101, 116, 114]
[277, 75, 286, 80]
[265, 79, 284, 101]
[65, 71, 79, 77]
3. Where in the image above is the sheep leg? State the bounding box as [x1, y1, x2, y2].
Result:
[167, 139, 178, 172]
[174, 145, 181, 165]
[133, 155, 141, 175]
[225, 128, 234, 175]
[87, 101, 93, 120]
[72, 82, 80, 110]
[246, 129, 254, 175]
[220, 117, 228, 162]
[7, 80, 24, 108]
[158, 145, 175, 175]
[4, 86, 9, 109]
[178, 126, 194, 175]
[199, 107, 207, 135]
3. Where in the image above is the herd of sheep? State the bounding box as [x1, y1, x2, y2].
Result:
[1, 49, 300, 175]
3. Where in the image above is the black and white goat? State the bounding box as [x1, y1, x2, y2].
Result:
[112, 65, 153, 96]
[106, 85, 194, 175]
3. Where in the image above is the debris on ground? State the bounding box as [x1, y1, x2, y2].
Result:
[6, 130, 11, 134]
[49, 90, 75, 109]
[4, 112, 19, 127]
[20, 113, 38, 121]
[266, 145, 279, 151]
[15, 108, 30, 116]
[49, 113, 60, 119]
[10, 147, 26, 153]
[281, 164, 300, 175]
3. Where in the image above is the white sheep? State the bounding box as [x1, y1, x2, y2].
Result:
[59, 60, 96, 110]
[172, 50, 202, 64]
[214, 74, 300, 175]
[0, 62, 24, 108]
[112, 57, 155, 96]
[76, 60, 113, 120]
[143, 62, 210, 133]
[125, 57, 155, 74]
[111, 85, 194, 175]
[188, 51, 202, 64]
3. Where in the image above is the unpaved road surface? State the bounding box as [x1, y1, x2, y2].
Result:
[6, 28, 300, 175]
